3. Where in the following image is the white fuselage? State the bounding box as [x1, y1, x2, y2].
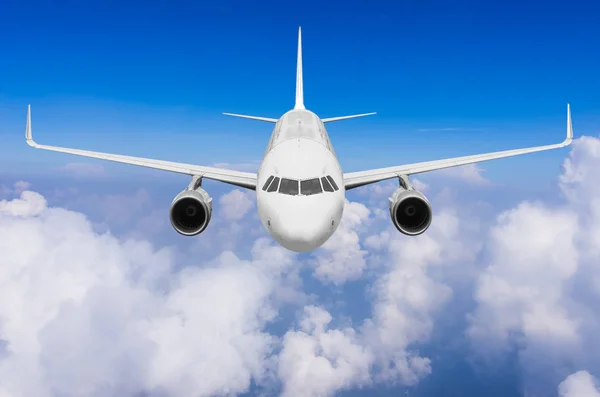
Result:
[256, 109, 345, 252]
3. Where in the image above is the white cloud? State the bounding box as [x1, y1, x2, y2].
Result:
[12, 181, 32, 194]
[361, 208, 476, 385]
[558, 371, 600, 397]
[278, 202, 480, 396]
[411, 177, 428, 191]
[278, 306, 374, 397]
[436, 163, 490, 185]
[467, 137, 600, 392]
[310, 200, 371, 285]
[559, 136, 600, 205]
[219, 189, 255, 221]
[4, 136, 600, 396]
[468, 202, 580, 350]
[0, 188, 296, 397]
[354, 181, 396, 198]
[0, 190, 47, 217]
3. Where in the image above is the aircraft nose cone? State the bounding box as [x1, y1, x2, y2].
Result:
[274, 207, 330, 252]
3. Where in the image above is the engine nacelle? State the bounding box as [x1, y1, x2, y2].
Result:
[170, 186, 213, 236]
[389, 186, 432, 236]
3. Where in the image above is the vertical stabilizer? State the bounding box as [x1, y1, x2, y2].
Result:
[294, 27, 305, 110]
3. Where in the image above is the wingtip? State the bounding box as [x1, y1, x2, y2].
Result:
[565, 103, 573, 145]
[25, 104, 36, 147]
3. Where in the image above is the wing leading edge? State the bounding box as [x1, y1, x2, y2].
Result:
[344, 105, 574, 190]
[25, 105, 258, 190]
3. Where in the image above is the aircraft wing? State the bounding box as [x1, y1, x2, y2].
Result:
[25, 106, 257, 190]
[343, 105, 573, 190]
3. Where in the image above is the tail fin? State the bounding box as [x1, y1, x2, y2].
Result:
[294, 27, 305, 110]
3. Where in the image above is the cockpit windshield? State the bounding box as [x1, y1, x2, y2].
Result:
[262, 175, 274, 191]
[262, 175, 339, 195]
[279, 178, 299, 195]
[321, 177, 334, 192]
[301, 178, 322, 195]
[325, 175, 339, 191]
[267, 177, 280, 192]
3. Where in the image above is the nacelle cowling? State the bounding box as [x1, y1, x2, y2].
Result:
[170, 186, 213, 236]
[389, 186, 432, 236]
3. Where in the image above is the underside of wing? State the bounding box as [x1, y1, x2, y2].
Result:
[25, 106, 257, 190]
[344, 105, 574, 190]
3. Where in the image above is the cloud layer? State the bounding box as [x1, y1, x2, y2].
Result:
[0, 190, 294, 397]
[1, 136, 600, 396]
[467, 137, 600, 395]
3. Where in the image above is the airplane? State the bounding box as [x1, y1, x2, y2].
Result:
[24, 27, 574, 253]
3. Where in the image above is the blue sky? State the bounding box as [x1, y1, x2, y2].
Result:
[1, 0, 599, 185]
[1, 1, 600, 397]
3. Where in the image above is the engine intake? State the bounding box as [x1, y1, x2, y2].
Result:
[389, 186, 432, 236]
[170, 185, 212, 236]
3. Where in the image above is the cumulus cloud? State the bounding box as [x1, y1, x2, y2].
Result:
[558, 370, 600, 397]
[467, 137, 600, 394]
[219, 189, 255, 221]
[0, 187, 296, 397]
[0, 190, 47, 217]
[5, 136, 600, 397]
[188, 189, 263, 255]
[468, 202, 580, 350]
[436, 163, 490, 185]
[277, 199, 485, 396]
[353, 178, 428, 200]
[411, 177, 429, 192]
[354, 181, 396, 198]
[0, 178, 476, 397]
[12, 181, 32, 194]
[278, 306, 374, 397]
[310, 200, 371, 285]
[362, 205, 482, 384]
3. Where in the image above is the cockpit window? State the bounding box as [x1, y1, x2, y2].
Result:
[279, 178, 299, 195]
[263, 175, 337, 194]
[326, 175, 339, 191]
[262, 175, 275, 191]
[321, 177, 334, 192]
[301, 178, 322, 195]
[267, 177, 280, 192]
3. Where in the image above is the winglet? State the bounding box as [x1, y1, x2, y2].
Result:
[294, 27, 305, 110]
[25, 104, 37, 147]
[566, 103, 573, 144]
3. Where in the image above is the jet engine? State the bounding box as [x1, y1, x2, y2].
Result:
[170, 182, 213, 236]
[389, 184, 432, 236]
